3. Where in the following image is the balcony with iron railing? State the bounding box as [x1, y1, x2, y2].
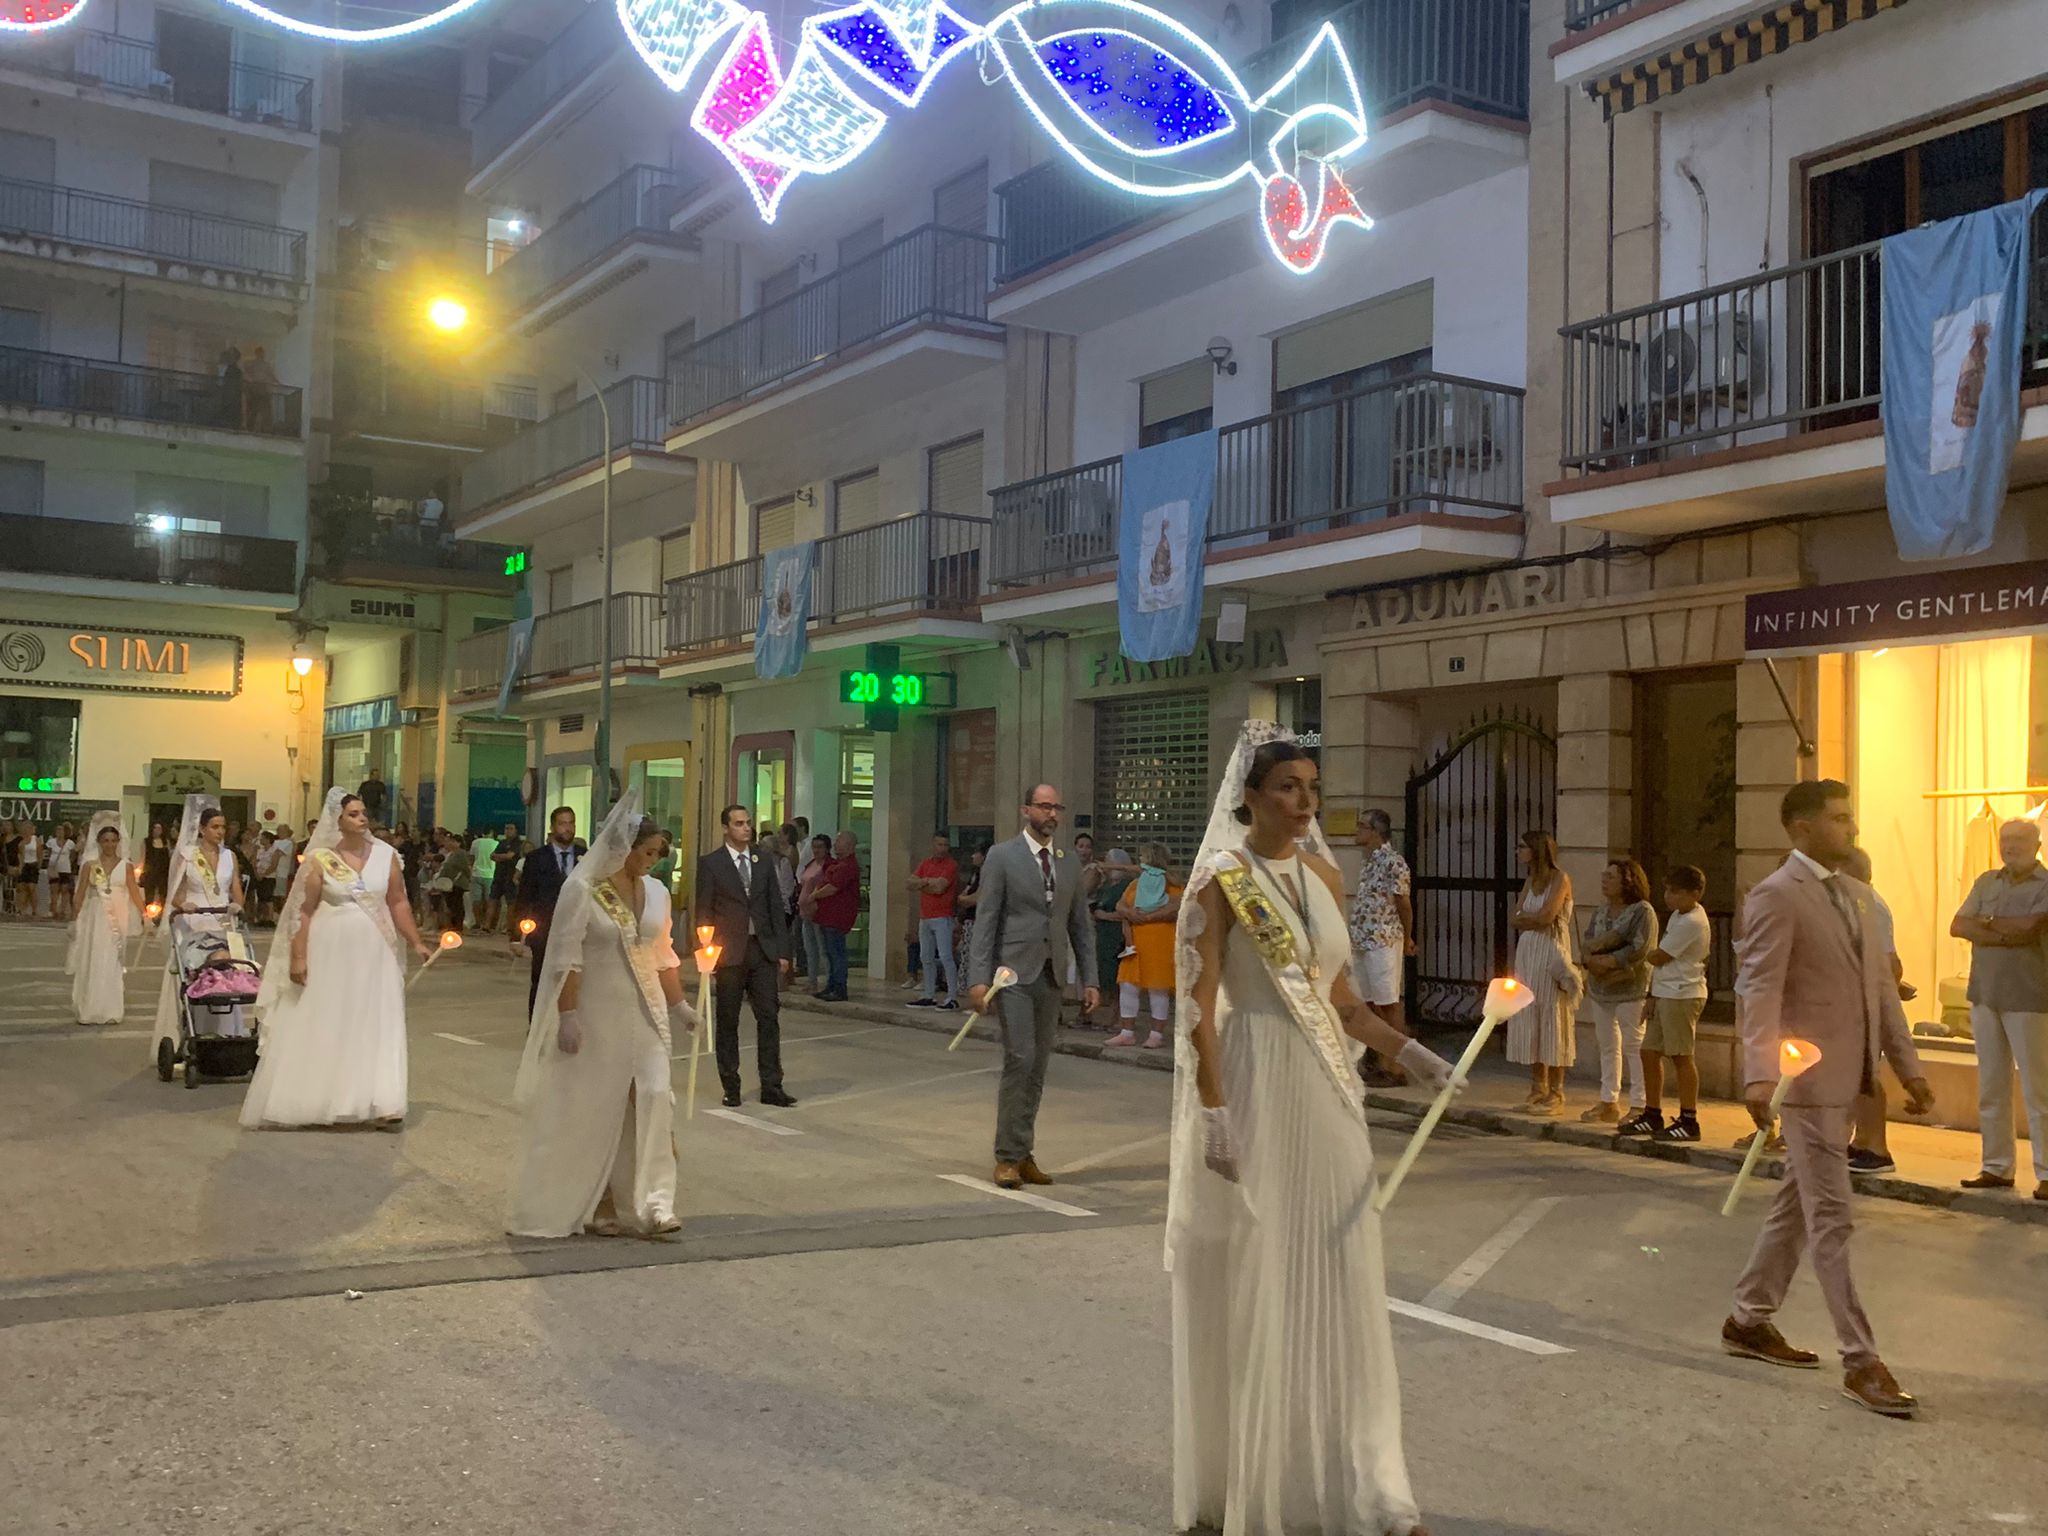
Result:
[332, 361, 536, 454]
[489, 165, 699, 327]
[664, 224, 1003, 461]
[450, 593, 668, 703]
[993, 0, 1530, 308]
[1552, 201, 2048, 533]
[1562, 0, 1649, 28]
[468, 0, 622, 181]
[988, 374, 1524, 606]
[312, 495, 516, 595]
[0, 344, 304, 443]
[0, 510, 299, 596]
[0, 176, 307, 294]
[663, 511, 989, 658]
[455, 377, 691, 532]
[0, 28, 315, 133]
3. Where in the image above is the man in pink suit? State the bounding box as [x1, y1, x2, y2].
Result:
[1721, 779, 1935, 1418]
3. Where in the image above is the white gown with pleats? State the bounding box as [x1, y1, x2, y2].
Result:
[240, 842, 408, 1127]
[68, 861, 133, 1025]
[1172, 862, 1419, 1536]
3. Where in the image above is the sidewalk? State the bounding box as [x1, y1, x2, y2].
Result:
[806, 976, 2048, 1228]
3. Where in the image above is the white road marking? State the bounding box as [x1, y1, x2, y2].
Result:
[1421, 1196, 1567, 1313]
[802, 1066, 995, 1108]
[432, 1032, 486, 1047]
[785, 1025, 897, 1044]
[706, 1107, 803, 1136]
[1388, 1298, 1573, 1357]
[0, 1028, 148, 1043]
[1051, 1131, 1171, 1177]
[937, 1173, 1097, 1218]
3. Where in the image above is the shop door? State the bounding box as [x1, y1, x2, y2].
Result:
[836, 735, 875, 965]
[1403, 710, 1556, 1032]
[1091, 693, 1211, 867]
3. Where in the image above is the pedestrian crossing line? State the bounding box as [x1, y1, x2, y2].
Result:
[1422, 1196, 1567, 1313]
[802, 1065, 995, 1108]
[1387, 1298, 1573, 1357]
[432, 1032, 486, 1047]
[937, 1173, 1097, 1218]
[0, 1028, 148, 1044]
[1050, 1131, 1170, 1177]
[705, 1107, 803, 1136]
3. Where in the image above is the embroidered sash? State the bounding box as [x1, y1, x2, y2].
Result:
[311, 847, 401, 956]
[592, 878, 671, 1049]
[87, 859, 124, 946]
[1215, 857, 1363, 1119]
[192, 851, 221, 903]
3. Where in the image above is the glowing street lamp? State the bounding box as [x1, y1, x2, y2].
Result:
[425, 296, 469, 333]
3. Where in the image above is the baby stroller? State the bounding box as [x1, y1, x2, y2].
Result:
[156, 907, 263, 1089]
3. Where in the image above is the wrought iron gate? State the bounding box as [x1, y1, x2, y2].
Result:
[1403, 709, 1557, 1031]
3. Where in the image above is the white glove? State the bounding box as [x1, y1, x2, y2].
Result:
[557, 1009, 582, 1055]
[668, 999, 698, 1035]
[1397, 1037, 1461, 1095]
[1200, 1104, 1239, 1183]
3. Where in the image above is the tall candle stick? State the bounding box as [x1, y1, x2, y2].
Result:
[1375, 976, 1535, 1212]
[949, 965, 1018, 1051]
[1721, 1038, 1821, 1217]
[406, 929, 462, 989]
[688, 940, 721, 1117]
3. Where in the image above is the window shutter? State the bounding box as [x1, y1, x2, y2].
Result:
[1140, 360, 1213, 429]
[755, 497, 796, 553]
[934, 163, 988, 234]
[833, 471, 885, 532]
[927, 435, 983, 517]
[1274, 282, 1433, 395]
[660, 528, 693, 583]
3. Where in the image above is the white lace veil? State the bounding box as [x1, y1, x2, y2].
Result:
[256, 787, 354, 1018]
[1164, 720, 1332, 1271]
[514, 785, 647, 1105]
[68, 811, 135, 968]
[153, 793, 214, 940]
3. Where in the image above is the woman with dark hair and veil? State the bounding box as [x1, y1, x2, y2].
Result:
[240, 788, 431, 1130]
[69, 812, 144, 1025]
[508, 789, 697, 1239]
[1168, 722, 1460, 1536]
[149, 796, 248, 1069]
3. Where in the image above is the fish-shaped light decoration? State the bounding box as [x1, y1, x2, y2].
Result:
[2, 0, 1375, 272]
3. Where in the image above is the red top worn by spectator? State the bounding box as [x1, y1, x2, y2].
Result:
[816, 854, 862, 932]
[916, 854, 957, 920]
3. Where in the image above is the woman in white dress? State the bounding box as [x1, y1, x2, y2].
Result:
[241, 788, 431, 1130]
[1505, 829, 1581, 1116]
[1169, 724, 1458, 1536]
[150, 797, 249, 1070]
[68, 813, 143, 1025]
[509, 791, 697, 1239]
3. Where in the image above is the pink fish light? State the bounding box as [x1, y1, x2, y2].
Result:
[0, 0, 87, 30]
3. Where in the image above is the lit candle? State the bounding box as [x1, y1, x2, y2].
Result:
[687, 938, 722, 1117]
[518, 917, 537, 938]
[949, 964, 1018, 1052]
[1721, 1038, 1822, 1217]
[406, 930, 462, 989]
[1375, 976, 1536, 1212]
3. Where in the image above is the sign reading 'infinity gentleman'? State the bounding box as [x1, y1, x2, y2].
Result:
[0, 619, 244, 698]
[1744, 559, 2048, 656]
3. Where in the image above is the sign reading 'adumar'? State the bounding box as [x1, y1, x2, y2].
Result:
[1744, 559, 2048, 655]
[0, 620, 243, 698]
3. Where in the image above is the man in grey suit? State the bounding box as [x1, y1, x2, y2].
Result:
[967, 783, 1099, 1189]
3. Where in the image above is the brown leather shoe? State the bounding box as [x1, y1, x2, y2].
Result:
[1017, 1157, 1053, 1186]
[1961, 1171, 2015, 1190]
[1722, 1316, 1820, 1370]
[1843, 1360, 1917, 1418]
[992, 1162, 1023, 1190]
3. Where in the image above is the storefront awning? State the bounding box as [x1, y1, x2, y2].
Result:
[1745, 558, 2048, 656]
[1587, 0, 1913, 120]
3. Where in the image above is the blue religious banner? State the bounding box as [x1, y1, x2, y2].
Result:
[494, 616, 535, 718]
[754, 540, 815, 680]
[1880, 190, 2047, 561]
[1117, 429, 1217, 663]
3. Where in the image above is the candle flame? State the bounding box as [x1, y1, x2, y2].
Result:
[133, 864, 144, 878]
[696, 924, 716, 946]
[1778, 1037, 1821, 1075]
[994, 965, 1017, 987]
[439, 930, 463, 950]
[519, 917, 537, 936]
[145, 902, 163, 920]
[1483, 975, 1535, 1018]
[705, 944, 723, 967]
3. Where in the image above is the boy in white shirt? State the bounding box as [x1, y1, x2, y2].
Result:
[1621, 865, 1711, 1142]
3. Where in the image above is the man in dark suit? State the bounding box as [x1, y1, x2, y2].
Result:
[511, 805, 584, 1017]
[694, 803, 796, 1108]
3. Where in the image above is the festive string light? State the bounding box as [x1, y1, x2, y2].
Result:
[0, 0, 86, 32]
[1258, 158, 1371, 276]
[808, 1, 974, 109]
[1033, 29, 1236, 156]
[693, 14, 800, 222]
[210, 0, 494, 43]
[617, 0, 745, 93]
[728, 32, 886, 175]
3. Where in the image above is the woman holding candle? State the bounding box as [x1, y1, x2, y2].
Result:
[1168, 723, 1455, 1536]
[68, 814, 144, 1025]
[240, 788, 430, 1130]
[509, 791, 697, 1239]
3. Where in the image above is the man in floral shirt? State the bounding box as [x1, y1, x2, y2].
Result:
[1350, 808, 1416, 1083]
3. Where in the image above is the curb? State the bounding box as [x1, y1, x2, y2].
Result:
[800, 991, 2048, 1229]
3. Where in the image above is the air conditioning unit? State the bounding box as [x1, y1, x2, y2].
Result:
[1643, 310, 1763, 420]
[1406, 386, 1503, 470]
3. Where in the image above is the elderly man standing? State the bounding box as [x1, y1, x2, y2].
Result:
[1721, 779, 1934, 1418]
[1950, 818, 2048, 1202]
[1348, 808, 1416, 1083]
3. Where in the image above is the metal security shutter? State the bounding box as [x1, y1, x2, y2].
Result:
[754, 496, 796, 553]
[1092, 692, 1212, 866]
[934, 162, 988, 234]
[1140, 360, 1213, 429]
[1274, 281, 1433, 395]
[660, 528, 693, 582]
[927, 435, 983, 517]
[834, 470, 885, 532]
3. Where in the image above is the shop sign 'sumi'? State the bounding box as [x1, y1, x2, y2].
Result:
[1352, 568, 1559, 630]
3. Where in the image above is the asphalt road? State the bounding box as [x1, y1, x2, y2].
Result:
[3, 920, 2043, 1536]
